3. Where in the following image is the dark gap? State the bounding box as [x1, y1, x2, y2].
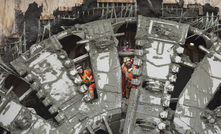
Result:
[4, 75, 58, 125]
[116, 23, 137, 52]
[95, 129, 109, 134]
[136, 119, 141, 124]
[207, 86, 221, 110]
[142, 81, 147, 89]
[73, 44, 87, 58]
[184, 34, 206, 63]
[109, 120, 122, 134]
[0, 127, 10, 134]
[4, 75, 30, 98]
[59, 35, 83, 59]
[20, 92, 58, 121]
[170, 66, 194, 110]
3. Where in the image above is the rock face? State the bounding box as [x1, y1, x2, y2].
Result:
[1, 0, 220, 47]
[0, 0, 83, 46]
[184, 0, 221, 6]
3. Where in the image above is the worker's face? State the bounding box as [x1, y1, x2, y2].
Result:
[78, 68, 83, 74]
[122, 45, 128, 50]
[125, 60, 132, 67]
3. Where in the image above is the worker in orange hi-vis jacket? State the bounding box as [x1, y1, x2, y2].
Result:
[121, 41, 135, 53]
[76, 65, 96, 98]
[121, 57, 137, 99]
[120, 41, 135, 62]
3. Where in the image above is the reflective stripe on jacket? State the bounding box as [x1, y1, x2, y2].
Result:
[81, 69, 95, 85]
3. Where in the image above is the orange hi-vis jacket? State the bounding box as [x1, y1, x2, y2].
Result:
[80, 69, 96, 98]
[127, 48, 135, 52]
[122, 65, 136, 99]
[121, 48, 135, 52]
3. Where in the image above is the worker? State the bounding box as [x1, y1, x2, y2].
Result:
[121, 57, 137, 99]
[120, 41, 135, 64]
[76, 65, 96, 98]
[121, 41, 135, 52]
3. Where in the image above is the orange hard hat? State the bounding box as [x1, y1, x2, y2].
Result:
[86, 69, 92, 75]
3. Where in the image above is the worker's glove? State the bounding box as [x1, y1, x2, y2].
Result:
[83, 93, 93, 102]
[122, 49, 127, 52]
[128, 68, 133, 72]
